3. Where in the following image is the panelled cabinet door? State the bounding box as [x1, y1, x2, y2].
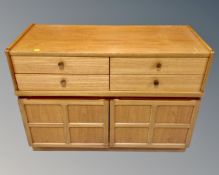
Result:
[19, 99, 109, 148]
[110, 100, 151, 148]
[110, 99, 200, 149]
[67, 100, 109, 147]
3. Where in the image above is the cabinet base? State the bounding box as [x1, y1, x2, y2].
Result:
[32, 147, 186, 152]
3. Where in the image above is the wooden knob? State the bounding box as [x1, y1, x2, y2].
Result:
[156, 62, 162, 69]
[60, 79, 67, 87]
[153, 79, 159, 86]
[58, 61, 64, 70]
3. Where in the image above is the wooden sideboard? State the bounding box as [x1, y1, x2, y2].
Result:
[5, 24, 213, 150]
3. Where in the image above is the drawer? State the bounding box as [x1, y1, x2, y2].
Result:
[110, 99, 200, 148]
[110, 75, 203, 92]
[111, 57, 208, 75]
[16, 74, 109, 91]
[19, 98, 109, 147]
[12, 56, 109, 74]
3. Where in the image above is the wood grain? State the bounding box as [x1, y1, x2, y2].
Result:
[15, 90, 203, 97]
[114, 105, 151, 123]
[155, 105, 194, 124]
[12, 56, 109, 74]
[110, 99, 199, 148]
[18, 99, 33, 145]
[5, 24, 35, 90]
[70, 128, 104, 143]
[16, 74, 109, 91]
[9, 25, 211, 57]
[30, 127, 65, 143]
[19, 98, 109, 148]
[68, 105, 104, 123]
[111, 57, 207, 75]
[110, 75, 203, 92]
[114, 127, 149, 144]
[68, 99, 109, 147]
[152, 128, 189, 143]
[185, 100, 201, 146]
[7, 25, 213, 150]
[25, 104, 64, 123]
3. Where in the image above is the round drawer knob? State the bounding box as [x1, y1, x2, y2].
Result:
[58, 61, 64, 70]
[156, 62, 162, 69]
[60, 79, 67, 87]
[153, 79, 159, 86]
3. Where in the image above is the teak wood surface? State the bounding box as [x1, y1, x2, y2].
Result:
[8, 24, 211, 57]
[6, 24, 213, 97]
[5, 24, 213, 151]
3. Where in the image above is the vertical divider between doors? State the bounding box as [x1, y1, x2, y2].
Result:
[104, 99, 110, 147]
[110, 100, 115, 147]
[62, 104, 70, 144]
[148, 105, 157, 144]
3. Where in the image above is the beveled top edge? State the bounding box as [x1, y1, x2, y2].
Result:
[6, 24, 35, 51]
[7, 24, 213, 57]
[9, 52, 210, 58]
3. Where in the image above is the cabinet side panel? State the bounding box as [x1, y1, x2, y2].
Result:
[18, 99, 33, 146]
[5, 24, 35, 90]
[201, 53, 214, 91]
[5, 50, 18, 90]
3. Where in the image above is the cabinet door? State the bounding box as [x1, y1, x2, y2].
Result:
[19, 99, 109, 148]
[110, 99, 200, 149]
[67, 100, 109, 147]
[110, 100, 151, 148]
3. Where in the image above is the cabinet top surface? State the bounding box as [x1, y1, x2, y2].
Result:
[8, 24, 212, 57]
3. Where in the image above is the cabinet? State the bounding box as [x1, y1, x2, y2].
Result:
[5, 24, 213, 150]
[19, 99, 109, 148]
[110, 99, 199, 149]
[19, 98, 199, 149]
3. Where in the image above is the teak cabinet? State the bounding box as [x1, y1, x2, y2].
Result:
[110, 99, 200, 149]
[5, 24, 213, 151]
[19, 99, 109, 148]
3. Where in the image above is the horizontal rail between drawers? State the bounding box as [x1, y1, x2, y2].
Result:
[16, 90, 203, 97]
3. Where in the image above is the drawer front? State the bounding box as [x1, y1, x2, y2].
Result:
[16, 74, 109, 91]
[12, 56, 109, 74]
[110, 75, 203, 92]
[111, 57, 207, 75]
[19, 98, 109, 148]
[110, 99, 200, 148]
